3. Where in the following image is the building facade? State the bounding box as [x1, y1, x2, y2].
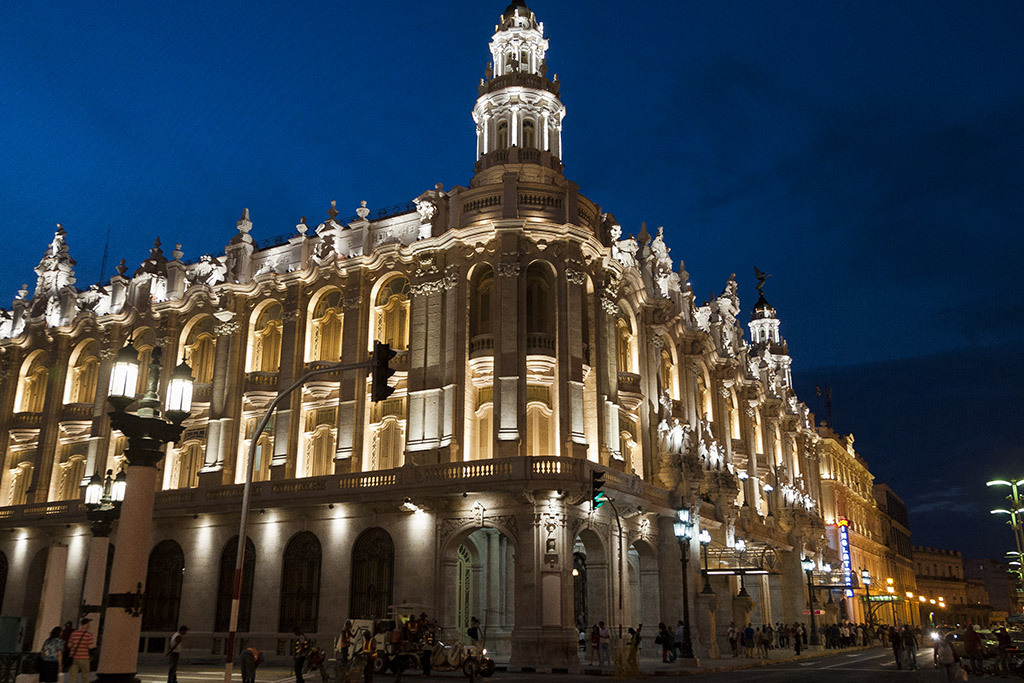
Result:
[0, 2, 897, 665]
[913, 546, 993, 627]
[873, 482, 918, 626]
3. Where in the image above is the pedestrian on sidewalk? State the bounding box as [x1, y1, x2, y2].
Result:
[588, 625, 600, 665]
[598, 621, 611, 666]
[743, 624, 754, 658]
[900, 625, 918, 670]
[64, 619, 94, 683]
[38, 626, 64, 683]
[657, 623, 672, 663]
[793, 622, 802, 656]
[964, 624, 983, 675]
[240, 646, 265, 683]
[727, 622, 739, 658]
[674, 620, 684, 660]
[166, 625, 189, 683]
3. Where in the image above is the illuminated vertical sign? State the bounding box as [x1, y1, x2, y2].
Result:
[838, 518, 853, 598]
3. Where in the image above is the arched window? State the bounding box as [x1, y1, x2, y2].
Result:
[525, 403, 554, 456]
[305, 425, 335, 477]
[8, 462, 33, 506]
[241, 417, 273, 483]
[455, 544, 473, 636]
[57, 454, 86, 501]
[616, 319, 633, 373]
[497, 120, 509, 150]
[214, 536, 255, 632]
[374, 276, 410, 351]
[183, 317, 217, 385]
[371, 420, 403, 471]
[522, 119, 536, 149]
[17, 353, 50, 413]
[474, 402, 493, 461]
[349, 528, 394, 620]
[249, 302, 282, 373]
[469, 268, 494, 339]
[66, 341, 99, 405]
[309, 290, 344, 362]
[279, 532, 321, 633]
[132, 328, 157, 396]
[142, 540, 184, 632]
[171, 442, 204, 489]
[525, 264, 553, 336]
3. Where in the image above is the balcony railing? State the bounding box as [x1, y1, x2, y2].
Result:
[10, 412, 42, 429]
[526, 332, 555, 356]
[61, 403, 92, 421]
[617, 372, 641, 394]
[469, 334, 494, 358]
[245, 371, 279, 392]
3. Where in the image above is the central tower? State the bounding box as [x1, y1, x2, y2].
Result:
[471, 1, 567, 187]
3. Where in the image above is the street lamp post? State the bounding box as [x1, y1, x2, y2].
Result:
[96, 344, 193, 683]
[698, 529, 713, 593]
[861, 568, 874, 628]
[801, 557, 819, 647]
[987, 479, 1024, 574]
[673, 508, 695, 659]
[81, 469, 126, 626]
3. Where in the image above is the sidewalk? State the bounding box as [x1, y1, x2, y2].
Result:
[539, 643, 880, 676]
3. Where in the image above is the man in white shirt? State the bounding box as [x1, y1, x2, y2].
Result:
[166, 625, 189, 683]
[598, 622, 611, 666]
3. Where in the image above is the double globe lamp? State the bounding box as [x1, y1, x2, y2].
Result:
[95, 339, 194, 683]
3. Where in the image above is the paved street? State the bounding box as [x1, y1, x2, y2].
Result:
[134, 647, 960, 683]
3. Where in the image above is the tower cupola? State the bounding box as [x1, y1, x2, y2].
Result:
[472, 2, 566, 184]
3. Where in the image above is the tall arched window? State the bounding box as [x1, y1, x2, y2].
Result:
[132, 328, 157, 396]
[142, 540, 184, 632]
[371, 420, 403, 471]
[279, 532, 321, 633]
[469, 268, 494, 339]
[659, 348, 675, 400]
[616, 319, 633, 373]
[171, 442, 204, 489]
[349, 528, 394, 620]
[214, 536, 255, 632]
[497, 120, 509, 150]
[66, 341, 99, 405]
[17, 353, 50, 413]
[374, 276, 410, 351]
[525, 264, 553, 336]
[305, 425, 335, 477]
[309, 290, 344, 362]
[183, 317, 217, 385]
[249, 302, 283, 373]
[8, 462, 33, 506]
[57, 454, 86, 501]
[525, 404, 554, 456]
[242, 417, 273, 483]
[522, 119, 536, 148]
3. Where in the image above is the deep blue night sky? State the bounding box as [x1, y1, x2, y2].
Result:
[2, 2, 1022, 559]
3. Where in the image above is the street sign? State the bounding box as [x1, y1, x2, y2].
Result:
[861, 594, 902, 602]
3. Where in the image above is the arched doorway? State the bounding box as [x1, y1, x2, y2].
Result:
[279, 531, 321, 633]
[441, 527, 515, 659]
[214, 536, 255, 632]
[142, 540, 184, 632]
[627, 540, 660, 631]
[349, 528, 394, 620]
[572, 528, 610, 631]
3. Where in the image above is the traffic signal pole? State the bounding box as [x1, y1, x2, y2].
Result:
[223, 353, 388, 683]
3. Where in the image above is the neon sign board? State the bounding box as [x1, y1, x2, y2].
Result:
[838, 518, 853, 598]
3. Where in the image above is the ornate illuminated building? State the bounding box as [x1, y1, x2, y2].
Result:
[0, 1, 913, 666]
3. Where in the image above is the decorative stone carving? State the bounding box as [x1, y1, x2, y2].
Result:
[565, 268, 585, 285]
[496, 263, 520, 277]
[214, 321, 239, 336]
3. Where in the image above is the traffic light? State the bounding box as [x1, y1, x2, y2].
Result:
[591, 470, 608, 509]
[370, 341, 397, 402]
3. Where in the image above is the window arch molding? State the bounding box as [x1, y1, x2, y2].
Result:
[368, 274, 410, 352]
[468, 264, 495, 341]
[15, 349, 51, 413]
[179, 316, 217, 385]
[246, 300, 283, 373]
[306, 287, 345, 362]
[64, 339, 100, 405]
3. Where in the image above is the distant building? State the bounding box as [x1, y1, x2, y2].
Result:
[964, 557, 1020, 621]
[873, 482, 918, 626]
[913, 546, 993, 627]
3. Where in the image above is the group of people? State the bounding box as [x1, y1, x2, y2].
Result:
[727, 621, 809, 658]
[36, 619, 95, 683]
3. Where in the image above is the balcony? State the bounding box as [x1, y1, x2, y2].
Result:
[245, 371, 279, 392]
[10, 412, 42, 429]
[469, 334, 494, 359]
[61, 403, 92, 421]
[526, 332, 555, 356]
[617, 372, 641, 395]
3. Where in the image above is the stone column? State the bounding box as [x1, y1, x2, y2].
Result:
[493, 244, 521, 458]
[31, 543, 68, 649]
[731, 586, 755, 631]
[695, 590, 720, 659]
[779, 546, 808, 626]
[81, 534, 111, 624]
